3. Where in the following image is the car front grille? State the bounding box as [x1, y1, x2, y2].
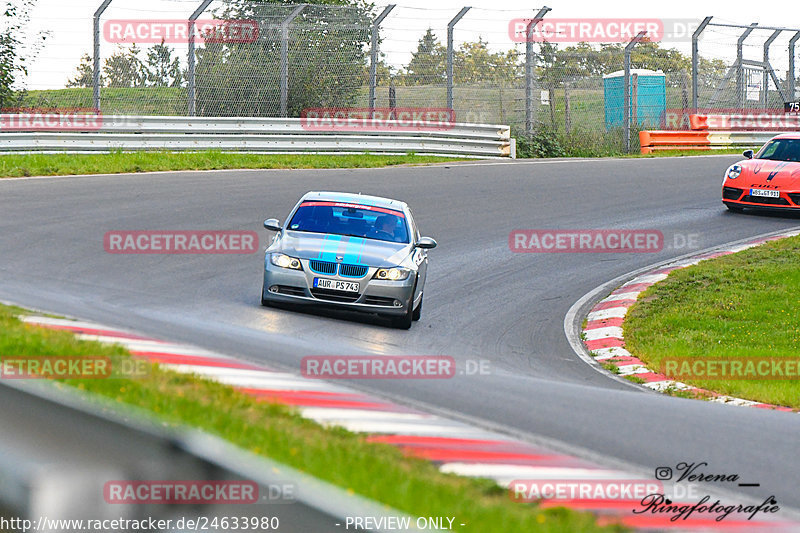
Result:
[309, 260, 336, 275]
[339, 264, 368, 278]
[310, 288, 360, 303]
[722, 187, 743, 200]
[740, 194, 789, 206]
[788, 193, 800, 206]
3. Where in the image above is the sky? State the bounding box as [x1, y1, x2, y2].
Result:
[21, 0, 800, 90]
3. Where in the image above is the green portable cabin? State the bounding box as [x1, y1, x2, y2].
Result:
[603, 69, 666, 130]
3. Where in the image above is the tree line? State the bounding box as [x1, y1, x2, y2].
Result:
[68, 30, 725, 90]
[68, 43, 183, 89]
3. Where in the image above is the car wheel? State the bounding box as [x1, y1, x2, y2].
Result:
[412, 293, 423, 321]
[391, 280, 416, 329]
[261, 285, 273, 307]
[392, 307, 413, 329]
[725, 203, 745, 212]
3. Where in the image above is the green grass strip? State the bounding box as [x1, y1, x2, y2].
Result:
[624, 235, 800, 409]
[0, 303, 621, 532]
[0, 152, 463, 178]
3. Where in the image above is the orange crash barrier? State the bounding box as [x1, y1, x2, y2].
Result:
[638, 130, 710, 154]
[638, 128, 777, 154]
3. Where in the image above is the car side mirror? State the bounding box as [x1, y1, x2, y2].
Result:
[416, 237, 437, 249]
[264, 218, 282, 232]
[743, 149, 754, 159]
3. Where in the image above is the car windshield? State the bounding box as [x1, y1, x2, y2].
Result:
[287, 201, 409, 243]
[756, 139, 800, 162]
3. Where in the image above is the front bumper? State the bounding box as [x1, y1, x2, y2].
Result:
[262, 261, 415, 316]
[722, 187, 800, 210]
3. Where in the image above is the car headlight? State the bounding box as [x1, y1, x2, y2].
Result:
[374, 267, 410, 281]
[270, 253, 302, 270]
[725, 164, 742, 180]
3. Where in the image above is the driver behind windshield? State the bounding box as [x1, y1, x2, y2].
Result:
[371, 215, 397, 241]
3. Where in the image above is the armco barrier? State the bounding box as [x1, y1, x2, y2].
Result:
[638, 114, 788, 154]
[0, 115, 514, 158]
[0, 380, 414, 532]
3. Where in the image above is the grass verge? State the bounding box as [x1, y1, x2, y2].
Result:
[0, 152, 463, 178]
[624, 235, 800, 409]
[0, 303, 621, 533]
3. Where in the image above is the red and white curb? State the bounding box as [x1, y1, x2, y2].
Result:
[582, 230, 800, 412]
[17, 314, 800, 531]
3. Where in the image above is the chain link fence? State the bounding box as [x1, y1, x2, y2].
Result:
[694, 21, 800, 111]
[14, 2, 800, 155]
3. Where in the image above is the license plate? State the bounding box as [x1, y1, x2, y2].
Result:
[750, 188, 780, 198]
[314, 278, 359, 292]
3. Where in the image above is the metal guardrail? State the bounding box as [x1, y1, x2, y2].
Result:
[0, 380, 416, 533]
[639, 130, 777, 153]
[638, 113, 789, 153]
[0, 115, 514, 158]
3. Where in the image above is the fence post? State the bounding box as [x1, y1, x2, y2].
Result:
[624, 30, 646, 153]
[681, 71, 689, 126]
[735, 23, 758, 108]
[790, 32, 800, 103]
[446, 7, 471, 113]
[631, 72, 638, 130]
[281, 4, 306, 117]
[369, 5, 395, 115]
[762, 29, 782, 107]
[92, 0, 113, 112]
[691, 16, 712, 112]
[564, 82, 571, 135]
[187, 0, 213, 116]
[525, 6, 551, 135]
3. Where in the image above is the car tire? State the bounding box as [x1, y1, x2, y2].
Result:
[392, 308, 413, 329]
[261, 285, 273, 307]
[391, 280, 416, 329]
[412, 293, 423, 321]
[725, 203, 745, 212]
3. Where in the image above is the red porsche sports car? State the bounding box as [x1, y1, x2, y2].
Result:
[722, 133, 800, 212]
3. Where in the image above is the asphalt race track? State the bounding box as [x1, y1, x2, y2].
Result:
[2, 156, 799, 510]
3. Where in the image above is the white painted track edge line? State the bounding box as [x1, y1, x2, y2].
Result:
[564, 225, 800, 394]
